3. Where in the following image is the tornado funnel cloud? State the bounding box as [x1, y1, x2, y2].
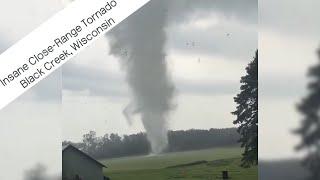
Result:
[108, 0, 175, 154]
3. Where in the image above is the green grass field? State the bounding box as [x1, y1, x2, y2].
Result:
[101, 147, 257, 180]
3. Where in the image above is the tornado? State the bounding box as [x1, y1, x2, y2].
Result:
[106, 0, 256, 153]
[107, 0, 175, 154]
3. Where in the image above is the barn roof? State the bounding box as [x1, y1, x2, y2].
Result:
[63, 144, 107, 168]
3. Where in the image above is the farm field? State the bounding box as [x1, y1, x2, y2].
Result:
[101, 147, 257, 180]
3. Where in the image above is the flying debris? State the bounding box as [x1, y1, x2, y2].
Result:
[186, 41, 196, 48]
[122, 49, 128, 57]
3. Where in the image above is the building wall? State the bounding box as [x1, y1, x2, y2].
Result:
[63, 147, 104, 180]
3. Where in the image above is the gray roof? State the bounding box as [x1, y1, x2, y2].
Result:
[63, 144, 107, 168]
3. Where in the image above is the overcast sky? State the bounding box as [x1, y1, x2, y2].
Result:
[259, 0, 320, 159]
[61, 0, 258, 145]
[0, 0, 63, 179]
[0, 3, 258, 178]
[2, 1, 318, 179]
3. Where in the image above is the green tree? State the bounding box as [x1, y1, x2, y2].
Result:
[82, 131, 98, 155]
[232, 50, 258, 167]
[296, 48, 320, 179]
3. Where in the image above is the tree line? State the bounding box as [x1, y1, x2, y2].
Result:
[63, 128, 239, 159]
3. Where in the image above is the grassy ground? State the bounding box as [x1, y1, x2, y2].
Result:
[101, 147, 257, 180]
